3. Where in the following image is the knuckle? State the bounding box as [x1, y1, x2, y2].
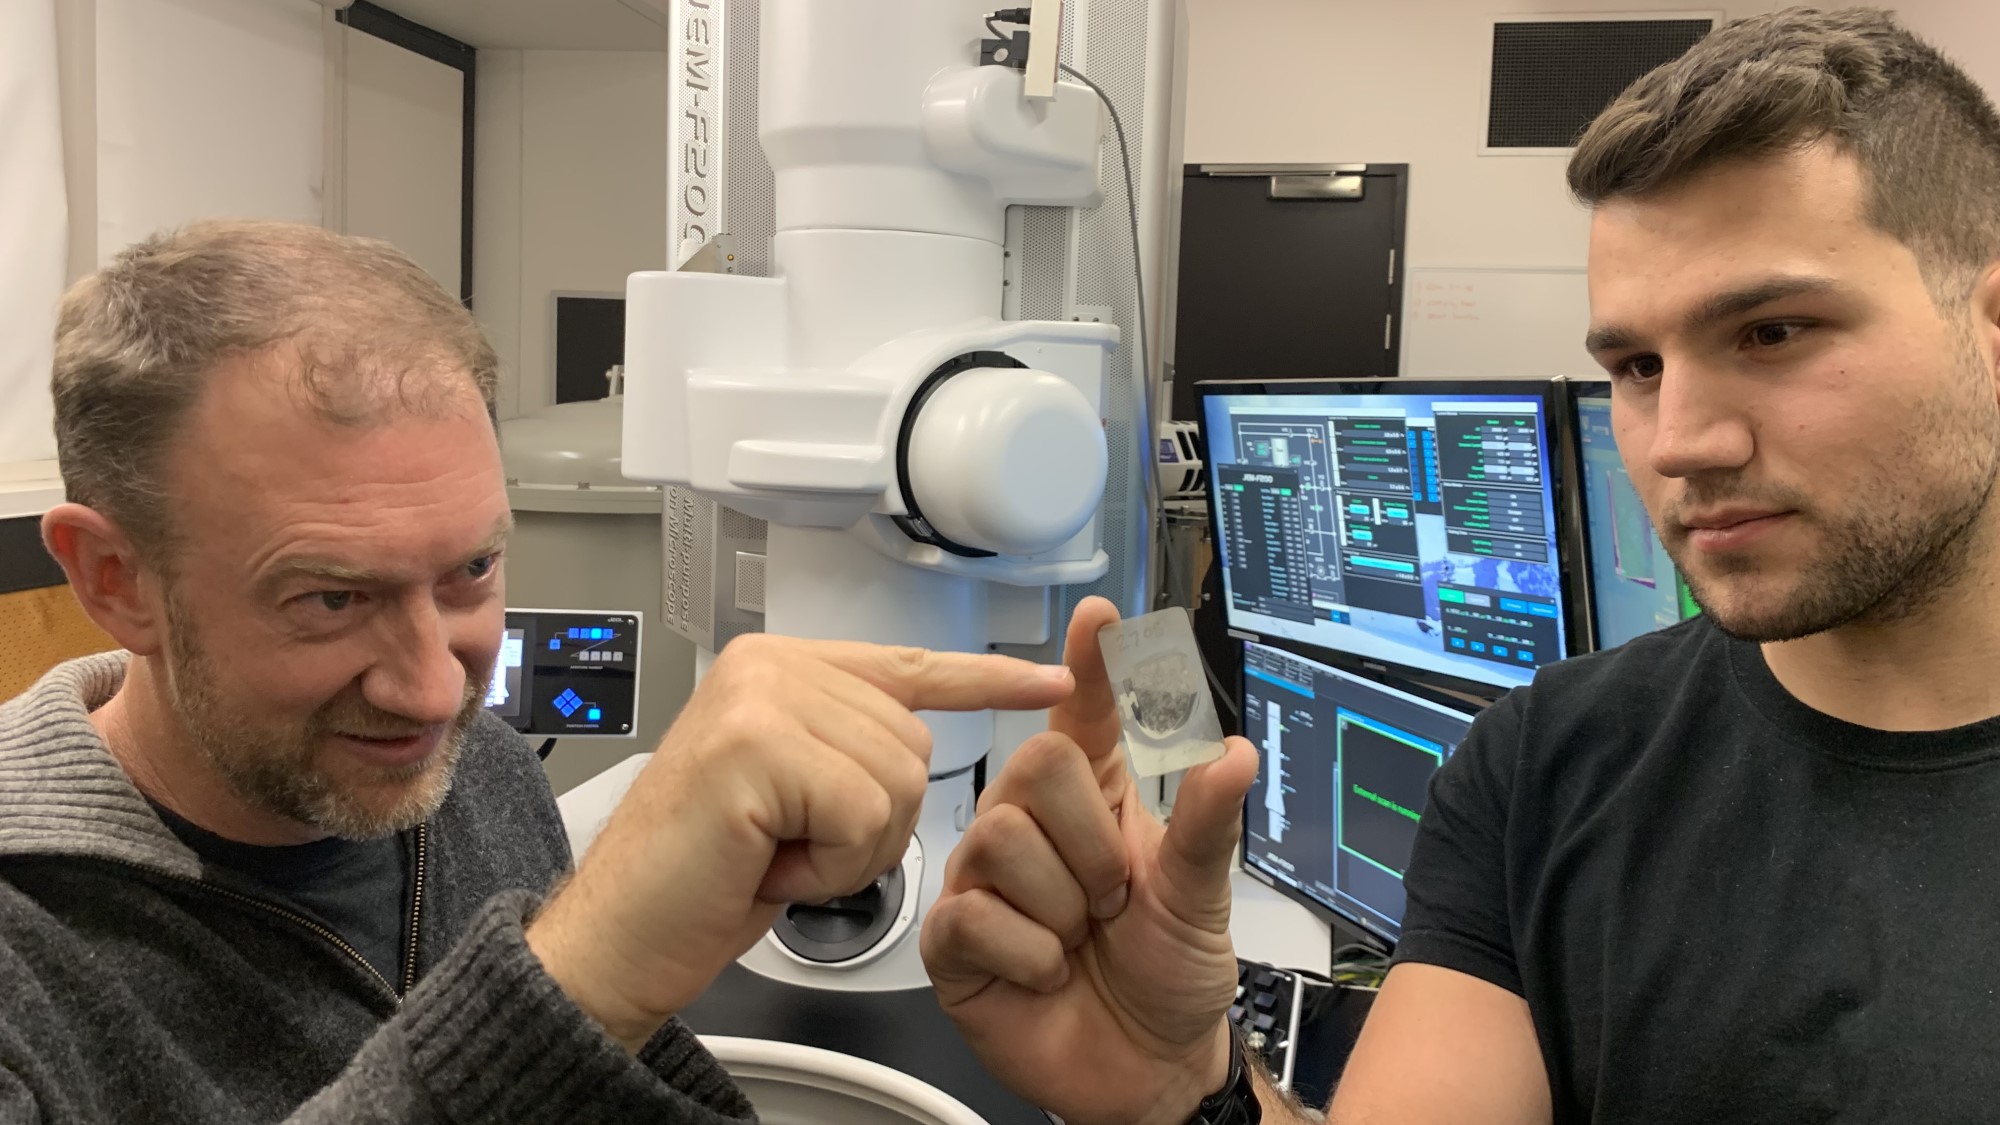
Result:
[926, 893, 979, 947]
[955, 811, 1018, 875]
[977, 801, 1036, 849]
[861, 782, 896, 833]
[721, 703, 790, 752]
[903, 715, 935, 758]
[711, 632, 765, 674]
[882, 644, 933, 681]
[1013, 731, 1082, 785]
[895, 755, 931, 805]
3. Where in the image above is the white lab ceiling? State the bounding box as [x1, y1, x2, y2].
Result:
[365, 0, 667, 51]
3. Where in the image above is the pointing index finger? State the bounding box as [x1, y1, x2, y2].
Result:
[803, 640, 1076, 713]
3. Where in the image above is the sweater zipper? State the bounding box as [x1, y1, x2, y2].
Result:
[106, 856, 400, 1006]
[400, 822, 428, 995]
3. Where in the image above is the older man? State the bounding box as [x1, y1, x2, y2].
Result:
[0, 219, 1077, 1122]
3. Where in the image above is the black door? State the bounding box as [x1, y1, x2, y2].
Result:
[1169, 164, 1408, 420]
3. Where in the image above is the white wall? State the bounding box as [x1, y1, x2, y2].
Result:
[473, 49, 667, 419]
[1894, 1, 2000, 102]
[94, 0, 324, 263]
[0, 0, 68, 464]
[1182, 1, 2000, 273]
[338, 26, 465, 296]
[1184, 1, 1793, 271]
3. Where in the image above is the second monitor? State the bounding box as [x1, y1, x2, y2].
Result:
[1571, 380, 1701, 650]
[1198, 378, 1579, 693]
[1239, 640, 1479, 947]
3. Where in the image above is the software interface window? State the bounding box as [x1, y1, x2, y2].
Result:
[1205, 390, 1567, 689]
[1240, 642, 1475, 943]
[486, 611, 640, 737]
[1577, 396, 1699, 649]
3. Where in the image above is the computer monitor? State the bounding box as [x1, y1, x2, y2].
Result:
[1569, 381, 1701, 650]
[1239, 640, 1479, 947]
[1197, 378, 1580, 694]
[486, 608, 643, 738]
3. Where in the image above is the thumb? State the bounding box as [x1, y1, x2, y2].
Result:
[1156, 737, 1258, 925]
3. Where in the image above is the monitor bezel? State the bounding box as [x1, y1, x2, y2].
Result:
[1194, 377, 1589, 702]
[495, 607, 645, 740]
[1563, 376, 1710, 653]
[1564, 377, 1614, 653]
[1235, 637, 1485, 953]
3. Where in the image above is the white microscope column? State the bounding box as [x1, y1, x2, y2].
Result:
[761, 0, 1050, 775]
[626, 0, 1113, 987]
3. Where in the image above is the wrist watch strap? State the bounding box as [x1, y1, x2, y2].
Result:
[1185, 1031, 1262, 1125]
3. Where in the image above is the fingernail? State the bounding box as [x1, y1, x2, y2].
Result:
[1093, 882, 1129, 919]
[1040, 665, 1075, 685]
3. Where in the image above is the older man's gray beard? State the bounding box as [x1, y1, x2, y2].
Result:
[161, 594, 482, 839]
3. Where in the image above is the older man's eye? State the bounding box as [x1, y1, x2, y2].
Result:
[318, 591, 356, 612]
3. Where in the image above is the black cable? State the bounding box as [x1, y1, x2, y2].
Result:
[535, 738, 557, 761]
[982, 8, 1240, 720]
[1055, 57, 1241, 721]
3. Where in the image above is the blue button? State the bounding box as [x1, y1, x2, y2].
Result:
[548, 638, 560, 650]
[1449, 638, 1467, 650]
[1528, 603, 1559, 619]
[1494, 646, 1509, 658]
[1518, 650, 1534, 662]
[1471, 642, 1487, 653]
[1499, 598, 1530, 614]
[586, 708, 602, 721]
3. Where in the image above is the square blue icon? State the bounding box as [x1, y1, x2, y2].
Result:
[586, 708, 602, 721]
[1471, 642, 1487, 653]
[554, 689, 583, 718]
[1449, 638, 1467, 650]
[1493, 646, 1509, 658]
[1518, 650, 1534, 662]
[548, 638, 561, 650]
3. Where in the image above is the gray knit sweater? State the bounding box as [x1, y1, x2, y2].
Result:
[0, 653, 757, 1124]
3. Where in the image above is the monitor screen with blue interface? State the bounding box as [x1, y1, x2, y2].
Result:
[1574, 386, 1701, 649]
[485, 608, 642, 738]
[1200, 380, 1569, 691]
[1239, 641, 1477, 945]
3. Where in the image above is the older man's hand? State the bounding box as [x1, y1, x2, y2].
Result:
[527, 633, 1076, 1050]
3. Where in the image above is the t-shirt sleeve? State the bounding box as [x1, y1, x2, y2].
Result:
[1391, 688, 1525, 997]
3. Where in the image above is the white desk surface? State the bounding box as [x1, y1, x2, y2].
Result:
[556, 754, 1334, 976]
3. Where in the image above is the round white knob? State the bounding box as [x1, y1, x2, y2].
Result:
[906, 367, 1107, 557]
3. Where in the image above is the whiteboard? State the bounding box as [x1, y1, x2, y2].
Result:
[1400, 267, 1598, 379]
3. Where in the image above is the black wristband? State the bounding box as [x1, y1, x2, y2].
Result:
[1186, 1031, 1262, 1125]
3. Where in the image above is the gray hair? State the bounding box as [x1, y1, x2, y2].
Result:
[52, 219, 501, 564]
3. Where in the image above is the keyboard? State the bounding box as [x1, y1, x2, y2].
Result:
[1231, 959, 1302, 1088]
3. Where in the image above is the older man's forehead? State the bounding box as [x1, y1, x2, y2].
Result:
[166, 350, 507, 570]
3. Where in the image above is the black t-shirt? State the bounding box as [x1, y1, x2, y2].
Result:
[148, 799, 411, 987]
[1398, 615, 2000, 1123]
